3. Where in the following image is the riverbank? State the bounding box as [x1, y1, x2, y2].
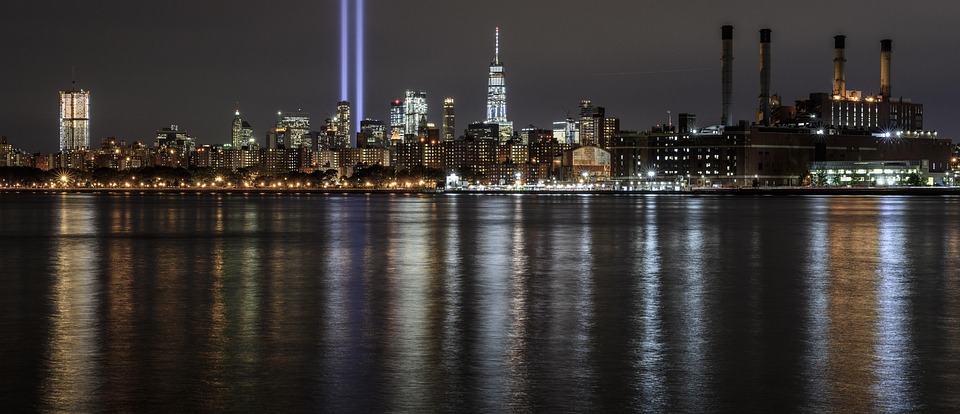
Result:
[3, 186, 960, 196]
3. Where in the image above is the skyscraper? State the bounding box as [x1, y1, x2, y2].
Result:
[359, 119, 385, 148]
[404, 90, 427, 142]
[442, 98, 456, 141]
[485, 27, 512, 140]
[578, 100, 595, 146]
[274, 111, 310, 149]
[59, 89, 90, 151]
[335, 101, 351, 148]
[389, 100, 405, 144]
[231, 110, 254, 149]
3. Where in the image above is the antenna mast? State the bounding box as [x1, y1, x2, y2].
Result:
[495, 27, 500, 63]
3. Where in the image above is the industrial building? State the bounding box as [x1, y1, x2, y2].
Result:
[608, 26, 951, 187]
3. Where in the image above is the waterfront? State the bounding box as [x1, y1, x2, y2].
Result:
[1, 193, 959, 412]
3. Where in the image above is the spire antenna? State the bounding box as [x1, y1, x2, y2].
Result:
[495, 27, 500, 62]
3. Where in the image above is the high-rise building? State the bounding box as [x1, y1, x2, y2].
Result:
[600, 116, 620, 150]
[404, 90, 428, 142]
[485, 27, 512, 140]
[553, 118, 578, 145]
[359, 119, 385, 148]
[578, 100, 595, 146]
[59, 89, 90, 151]
[275, 111, 310, 149]
[389, 100, 405, 144]
[155, 125, 195, 168]
[335, 101, 351, 148]
[442, 98, 456, 141]
[231, 110, 254, 149]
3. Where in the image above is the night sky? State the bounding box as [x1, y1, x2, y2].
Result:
[2, 0, 959, 154]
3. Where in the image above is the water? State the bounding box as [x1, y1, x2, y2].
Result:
[1, 193, 958, 412]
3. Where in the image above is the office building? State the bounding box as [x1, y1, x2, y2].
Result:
[273, 111, 310, 149]
[553, 118, 578, 145]
[59, 89, 90, 151]
[389, 99, 405, 144]
[404, 90, 427, 142]
[486, 27, 512, 140]
[359, 119, 385, 148]
[578, 100, 594, 146]
[231, 110, 254, 149]
[442, 98, 456, 141]
[335, 101, 351, 148]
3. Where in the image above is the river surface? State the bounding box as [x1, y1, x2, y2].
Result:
[1, 193, 958, 412]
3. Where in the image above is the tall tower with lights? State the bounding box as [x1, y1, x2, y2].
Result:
[442, 98, 456, 141]
[404, 90, 428, 142]
[486, 27, 512, 140]
[335, 101, 351, 148]
[59, 89, 90, 151]
[231, 110, 254, 148]
[389, 99, 405, 144]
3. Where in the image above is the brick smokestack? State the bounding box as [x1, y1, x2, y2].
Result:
[833, 35, 846, 96]
[880, 39, 892, 99]
[759, 29, 771, 126]
[721, 25, 734, 126]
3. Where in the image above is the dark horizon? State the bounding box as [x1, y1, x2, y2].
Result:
[2, 1, 959, 154]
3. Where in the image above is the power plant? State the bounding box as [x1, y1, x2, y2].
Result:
[605, 25, 952, 188]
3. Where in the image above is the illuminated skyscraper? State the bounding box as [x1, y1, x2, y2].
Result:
[553, 118, 578, 145]
[359, 119, 385, 148]
[486, 27, 512, 140]
[404, 90, 428, 142]
[231, 110, 254, 149]
[274, 111, 310, 149]
[335, 101, 351, 148]
[578, 100, 595, 146]
[389, 100, 405, 144]
[59, 89, 90, 151]
[442, 98, 456, 141]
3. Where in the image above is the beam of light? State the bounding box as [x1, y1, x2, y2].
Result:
[355, 0, 364, 136]
[340, 0, 349, 101]
[591, 68, 710, 76]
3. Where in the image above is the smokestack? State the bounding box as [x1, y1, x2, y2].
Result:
[880, 39, 892, 99]
[759, 29, 771, 126]
[721, 25, 734, 126]
[833, 35, 846, 97]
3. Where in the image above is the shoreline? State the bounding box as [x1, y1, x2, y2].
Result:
[2, 187, 960, 196]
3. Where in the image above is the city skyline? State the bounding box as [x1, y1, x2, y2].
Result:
[2, 1, 959, 154]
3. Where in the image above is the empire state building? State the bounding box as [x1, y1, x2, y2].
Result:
[486, 27, 512, 140]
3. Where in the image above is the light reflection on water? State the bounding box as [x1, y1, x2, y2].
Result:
[675, 197, 712, 412]
[0, 193, 958, 412]
[43, 196, 102, 412]
[635, 197, 666, 411]
[804, 197, 831, 411]
[827, 198, 880, 411]
[874, 199, 916, 413]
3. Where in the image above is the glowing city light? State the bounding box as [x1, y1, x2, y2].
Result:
[340, 0, 348, 101]
[355, 0, 364, 135]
